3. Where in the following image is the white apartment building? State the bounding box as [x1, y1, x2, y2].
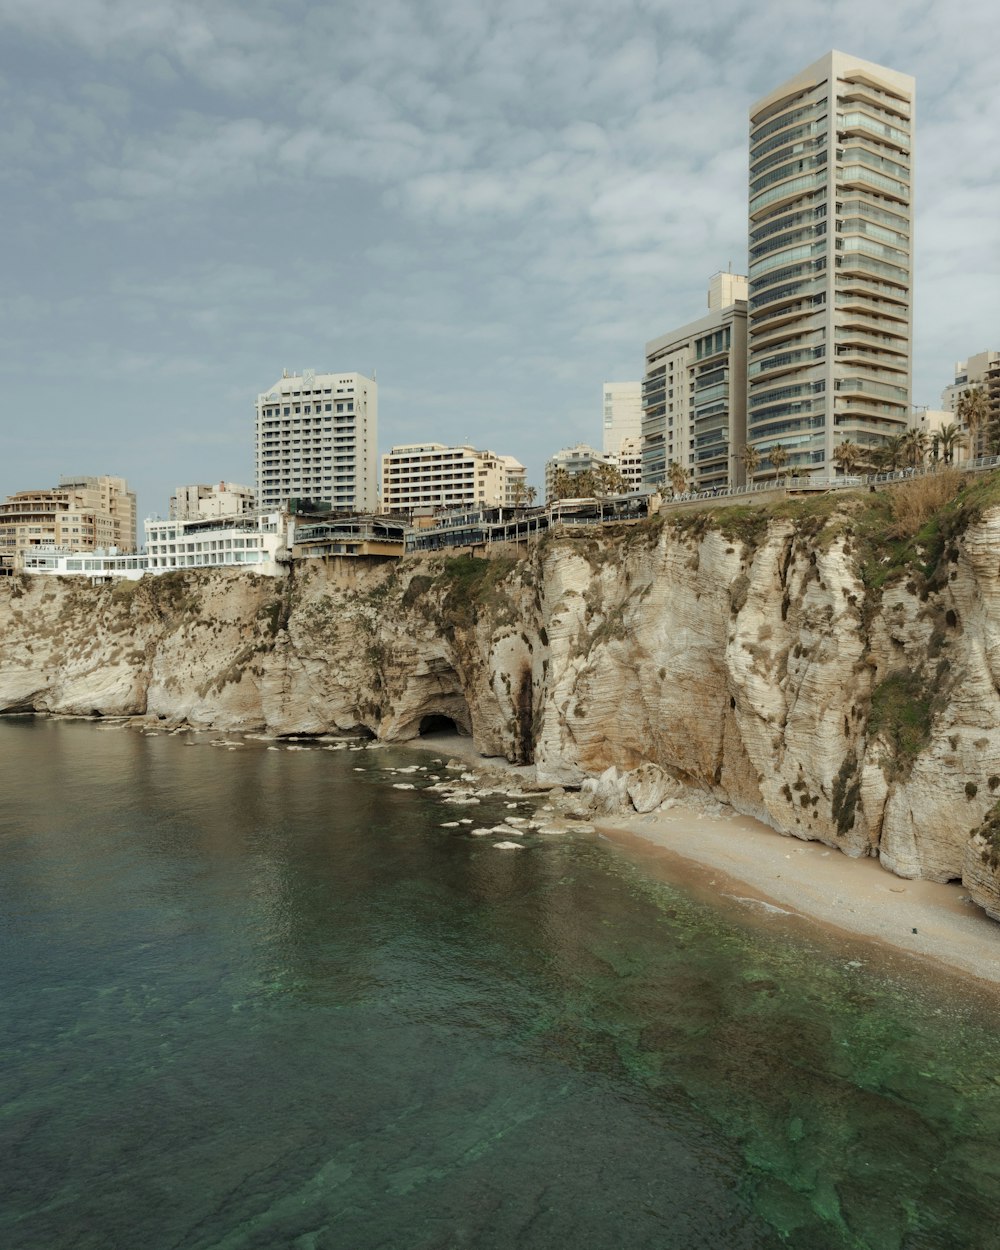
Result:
[544, 444, 618, 501]
[602, 381, 642, 455]
[171, 482, 255, 522]
[255, 370, 378, 513]
[747, 51, 914, 478]
[145, 513, 287, 575]
[380, 444, 526, 514]
[642, 274, 748, 492]
[618, 437, 643, 491]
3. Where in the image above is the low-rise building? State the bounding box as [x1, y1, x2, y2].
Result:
[942, 352, 1000, 457]
[171, 482, 255, 521]
[380, 444, 526, 514]
[145, 512, 287, 575]
[544, 444, 618, 502]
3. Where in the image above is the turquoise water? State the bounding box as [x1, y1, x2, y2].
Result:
[2, 718, 1000, 1249]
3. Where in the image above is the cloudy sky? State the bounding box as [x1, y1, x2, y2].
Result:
[1, 0, 996, 516]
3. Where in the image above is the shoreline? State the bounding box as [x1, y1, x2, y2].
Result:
[404, 732, 1000, 988]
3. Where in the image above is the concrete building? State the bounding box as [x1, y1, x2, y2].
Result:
[380, 444, 526, 514]
[255, 370, 378, 513]
[617, 437, 643, 491]
[642, 274, 748, 492]
[145, 512, 287, 575]
[171, 482, 255, 522]
[0, 475, 136, 573]
[747, 51, 914, 478]
[544, 443, 618, 502]
[602, 381, 642, 456]
[941, 352, 1000, 456]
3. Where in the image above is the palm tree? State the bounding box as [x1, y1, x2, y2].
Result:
[872, 433, 907, 473]
[525, 485, 538, 507]
[767, 443, 789, 483]
[957, 387, 990, 458]
[593, 462, 625, 497]
[937, 422, 966, 465]
[550, 468, 574, 502]
[833, 440, 864, 476]
[901, 428, 928, 468]
[667, 460, 688, 497]
[741, 444, 760, 483]
[510, 479, 529, 511]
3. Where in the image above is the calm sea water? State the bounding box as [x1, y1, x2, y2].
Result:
[2, 718, 1000, 1250]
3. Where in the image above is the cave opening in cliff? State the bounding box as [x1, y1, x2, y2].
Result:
[418, 714, 464, 737]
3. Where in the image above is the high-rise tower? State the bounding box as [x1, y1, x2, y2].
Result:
[747, 52, 914, 478]
[255, 370, 378, 513]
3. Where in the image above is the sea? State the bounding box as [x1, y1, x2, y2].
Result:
[2, 715, 999, 1250]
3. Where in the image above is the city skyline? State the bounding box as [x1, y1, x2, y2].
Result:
[1, 1, 996, 517]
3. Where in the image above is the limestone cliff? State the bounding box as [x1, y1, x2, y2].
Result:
[4, 474, 1000, 921]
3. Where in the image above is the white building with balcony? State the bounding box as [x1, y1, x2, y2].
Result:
[380, 444, 526, 514]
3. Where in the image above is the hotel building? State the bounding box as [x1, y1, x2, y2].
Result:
[380, 444, 527, 514]
[171, 482, 255, 522]
[255, 370, 378, 513]
[642, 273, 748, 492]
[747, 51, 914, 478]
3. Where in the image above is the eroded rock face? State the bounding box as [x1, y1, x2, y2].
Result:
[4, 503, 1000, 919]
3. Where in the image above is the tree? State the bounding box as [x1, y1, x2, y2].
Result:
[767, 443, 789, 482]
[525, 485, 538, 507]
[833, 440, 864, 476]
[550, 467, 574, 502]
[510, 479, 529, 510]
[741, 444, 760, 482]
[872, 433, 907, 473]
[593, 462, 626, 497]
[937, 422, 966, 465]
[901, 428, 928, 468]
[667, 460, 688, 497]
[957, 386, 990, 457]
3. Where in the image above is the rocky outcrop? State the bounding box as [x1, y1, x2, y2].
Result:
[4, 485, 1000, 920]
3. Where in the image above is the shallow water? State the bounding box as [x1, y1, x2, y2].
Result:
[2, 718, 999, 1249]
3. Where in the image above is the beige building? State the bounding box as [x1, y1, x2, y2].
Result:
[618, 437, 643, 491]
[256, 370, 378, 513]
[380, 444, 526, 514]
[642, 273, 748, 491]
[602, 381, 642, 456]
[747, 51, 914, 478]
[170, 482, 255, 521]
[941, 352, 999, 456]
[0, 475, 136, 572]
[544, 443, 619, 502]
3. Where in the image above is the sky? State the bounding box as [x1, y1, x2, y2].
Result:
[1, 0, 997, 517]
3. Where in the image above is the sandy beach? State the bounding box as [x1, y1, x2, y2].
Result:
[407, 731, 1000, 988]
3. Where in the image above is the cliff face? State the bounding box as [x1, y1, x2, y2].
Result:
[4, 484, 1000, 920]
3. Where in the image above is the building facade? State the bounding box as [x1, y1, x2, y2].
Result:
[380, 444, 526, 514]
[544, 444, 619, 501]
[642, 275, 748, 492]
[145, 513, 287, 575]
[617, 437, 643, 491]
[941, 352, 1000, 456]
[0, 475, 136, 573]
[602, 381, 642, 455]
[255, 370, 378, 513]
[171, 482, 255, 522]
[747, 51, 914, 479]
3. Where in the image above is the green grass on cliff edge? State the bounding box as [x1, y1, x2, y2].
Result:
[667, 468, 1000, 593]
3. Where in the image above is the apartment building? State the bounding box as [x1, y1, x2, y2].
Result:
[642, 273, 748, 492]
[618, 437, 643, 491]
[602, 381, 642, 456]
[380, 444, 526, 514]
[544, 444, 619, 501]
[170, 482, 255, 522]
[941, 352, 1000, 456]
[0, 475, 136, 572]
[255, 370, 377, 513]
[747, 51, 914, 478]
